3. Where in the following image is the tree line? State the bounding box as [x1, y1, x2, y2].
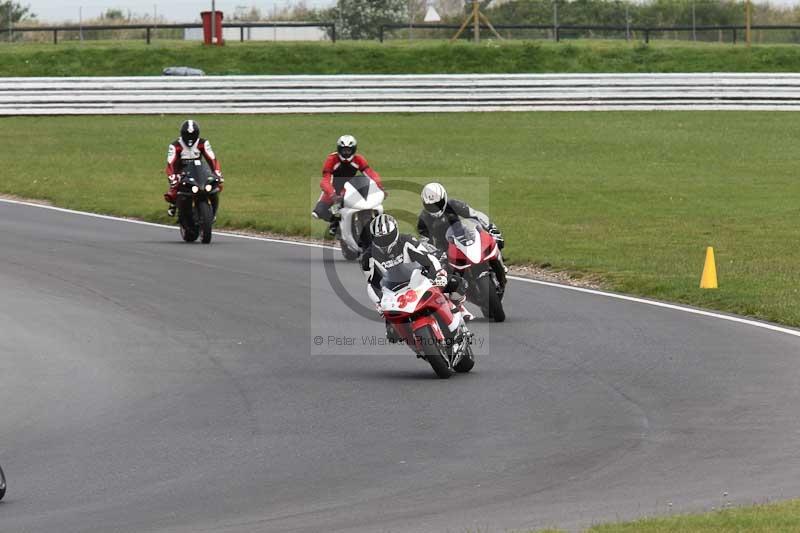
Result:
[6, 0, 800, 41]
[264, 0, 800, 40]
[0, 0, 34, 29]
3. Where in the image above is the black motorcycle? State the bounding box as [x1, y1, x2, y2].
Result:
[177, 158, 221, 244]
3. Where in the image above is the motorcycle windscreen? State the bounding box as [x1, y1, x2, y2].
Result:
[182, 158, 214, 186]
[380, 262, 424, 292]
[446, 219, 479, 247]
[343, 174, 384, 210]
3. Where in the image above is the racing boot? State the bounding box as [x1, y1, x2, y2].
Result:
[448, 277, 473, 321]
[451, 300, 474, 322]
[164, 187, 178, 217]
[328, 215, 341, 236]
[456, 302, 474, 322]
[210, 195, 220, 224]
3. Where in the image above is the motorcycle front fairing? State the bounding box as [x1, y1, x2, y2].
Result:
[380, 264, 449, 345]
[178, 158, 221, 199]
[447, 218, 500, 271]
[339, 174, 385, 252]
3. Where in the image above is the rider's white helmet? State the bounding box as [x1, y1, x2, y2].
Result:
[336, 135, 358, 161]
[421, 182, 448, 217]
[370, 214, 399, 251]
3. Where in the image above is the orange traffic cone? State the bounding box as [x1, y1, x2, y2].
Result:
[700, 246, 718, 289]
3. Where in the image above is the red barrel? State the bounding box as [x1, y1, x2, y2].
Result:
[201, 11, 224, 45]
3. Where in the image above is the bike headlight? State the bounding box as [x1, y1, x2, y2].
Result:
[205, 184, 212, 192]
[191, 185, 199, 194]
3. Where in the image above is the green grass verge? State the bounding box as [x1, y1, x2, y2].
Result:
[2, 111, 799, 327]
[537, 498, 800, 532]
[3, 39, 800, 76]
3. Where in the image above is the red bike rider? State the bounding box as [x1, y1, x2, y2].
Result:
[164, 119, 223, 217]
[312, 135, 385, 235]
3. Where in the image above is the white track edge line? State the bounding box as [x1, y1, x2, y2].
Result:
[0, 197, 328, 250]
[4, 197, 800, 339]
[506, 275, 800, 338]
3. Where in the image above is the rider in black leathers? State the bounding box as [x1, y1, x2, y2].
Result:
[362, 214, 470, 342]
[416, 182, 504, 254]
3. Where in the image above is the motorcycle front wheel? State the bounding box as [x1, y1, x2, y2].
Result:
[180, 223, 199, 243]
[340, 240, 360, 261]
[416, 326, 453, 379]
[197, 201, 213, 244]
[476, 275, 506, 323]
[178, 200, 199, 242]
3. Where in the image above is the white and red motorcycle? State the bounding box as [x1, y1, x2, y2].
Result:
[446, 218, 507, 322]
[379, 263, 474, 379]
[332, 174, 385, 261]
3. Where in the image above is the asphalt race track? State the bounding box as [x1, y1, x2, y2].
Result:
[1, 199, 800, 533]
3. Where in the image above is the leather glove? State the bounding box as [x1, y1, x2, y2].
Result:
[486, 223, 504, 244]
[433, 269, 449, 288]
[485, 223, 500, 236]
[215, 170, 224, 182]
[168, 174, 179, 186]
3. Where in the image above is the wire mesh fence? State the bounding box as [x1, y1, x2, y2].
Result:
[380, 23, 800, 44]
[4, 20, 800, 45]
[0, 22, 335, 44]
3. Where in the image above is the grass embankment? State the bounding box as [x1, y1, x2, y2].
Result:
[3, 39, 800, 76]
[2, 112, 800, 326]
[539, 498, 800, 532]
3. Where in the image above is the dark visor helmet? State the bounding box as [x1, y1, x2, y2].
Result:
[337, 135, 357, 161]
[180, 119, 200, 148]
[421, 182, 448, 217]
[369, 214, 399, 251]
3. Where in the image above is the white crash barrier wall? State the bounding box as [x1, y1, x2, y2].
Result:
[2, 73, 800, 114]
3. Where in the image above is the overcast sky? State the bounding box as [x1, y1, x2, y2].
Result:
[24, 0, 335, 23]
[22, 0, 800, 24]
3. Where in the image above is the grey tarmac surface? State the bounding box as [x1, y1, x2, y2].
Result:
[1, 200, 799, 533]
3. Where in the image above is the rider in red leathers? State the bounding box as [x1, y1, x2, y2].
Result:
[312, 135, 385, 235]
[164, 119, 223, 217]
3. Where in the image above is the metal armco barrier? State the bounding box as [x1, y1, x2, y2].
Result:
[3, 73, 800, 115]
